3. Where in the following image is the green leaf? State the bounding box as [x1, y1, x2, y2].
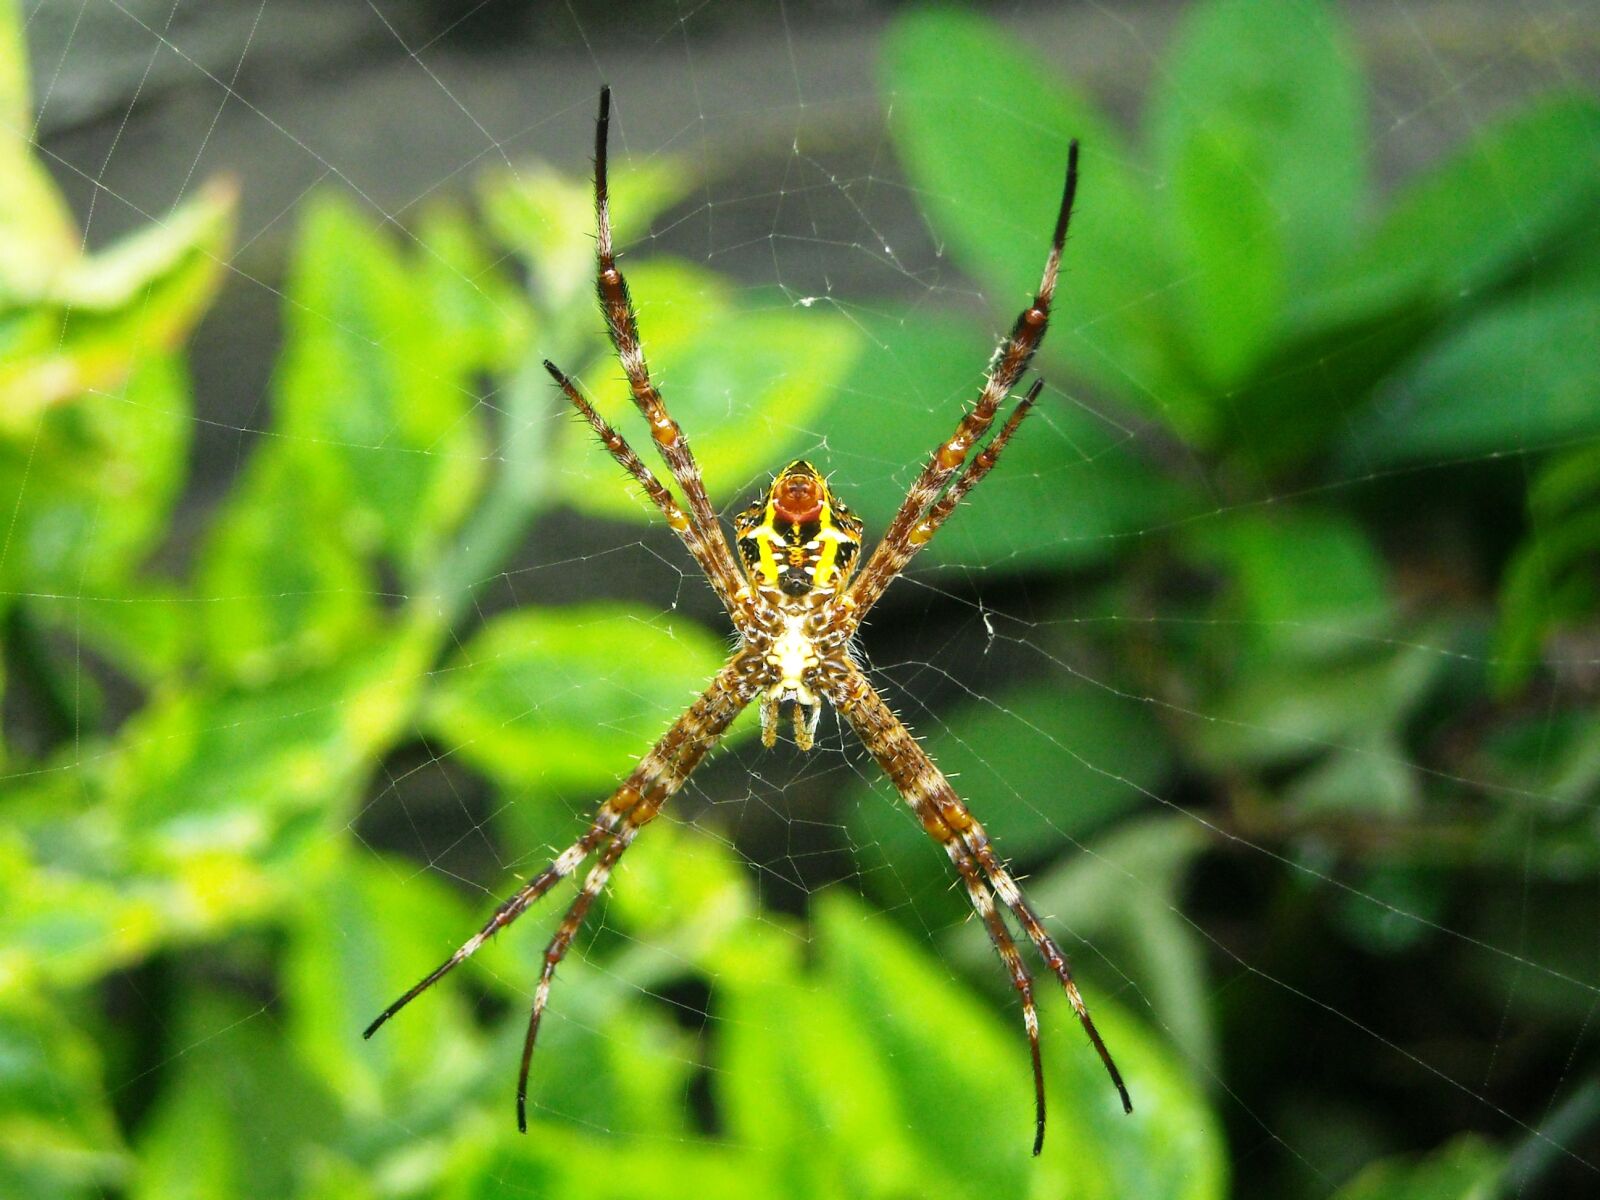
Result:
[0, 0, 30, 135]
[34, 581, 193, 685]
[555, 261, 861, 519]
[440, 1123, 759, 1200]
[195, 443, 376, 684]
[0, 352, 190, 592]
[415, 201, 534, 376]
[1185, 508, 1391, 661]
[480, 155, 694, 318]
[0, 991, 127, 1199]
[0, 821, 160, 991]
[828, 893, 1224, 1199]
[130, 990, 340, 1200]
[984, 817, 1218, 1083]
[423, 603, 740, 794]
[719, 926, 915, 1198]
[1346, 93, 1600, 311]
[1493, 443, 1600, 692]
[1333, 1135, 1504, 1200]
[1152, 0, 1365, 386]
[606, 812, 752, 946]
[820, 309, 1189, 575]
[276, 194, 485, 576]
[721, 892, 1225, 1198]
[118, 627, 431, 843]
[1333, 862, 1447, 955]
[880, 9, 1189, 433]
[1342, 292, 1600, 465]
[284, 849, 483, 1117]
[1190, 638, 1443, 768]
[1213, 295, 1436, 473]
[1243, 93, 1600, 469]
[1287, 732, 1419, 821]
[0, 1, 79, 295]
[0, 180, 235, 429]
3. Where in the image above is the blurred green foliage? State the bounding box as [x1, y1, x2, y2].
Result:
[2, 0, 1598, 1197]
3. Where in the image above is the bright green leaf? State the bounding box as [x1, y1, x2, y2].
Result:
[480, 154, 693, 319]
[195, 443, 376, 685]
[0, 352, 190, 592]
[284, 849, 484, 1117]
[880, 9, 1189, 432]
[1343, 292, 1600, 465]
[33, 580, 193, 685]
[719, 925, 917, 1198]
[0, 0, 79, 295]
[440, 1122, 760, 1200]
[0, 991, 126, 1199]
[819, 892, 1226, 1200]
[424, 603, 740, 793]
[416, 201, 535, 376]
[117, 627, 431, 843]
[276, 194, 485, 575]
[1333, 1135, 1504, 1200]
[0, 822, 161, 992]
[1347, 93, 1600, 311]
[1153, 0, 1365, 386]
[0, 180, 234, 429]
[820, 309, 1189, 575]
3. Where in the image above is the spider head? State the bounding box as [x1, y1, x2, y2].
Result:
[735, 460, 864, 597]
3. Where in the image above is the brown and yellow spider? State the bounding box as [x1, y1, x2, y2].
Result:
[366, 87, 1130, 1156]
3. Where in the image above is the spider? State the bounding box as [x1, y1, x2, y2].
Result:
[366, 86, 1131, 1156]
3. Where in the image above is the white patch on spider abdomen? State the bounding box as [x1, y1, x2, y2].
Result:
[767, 611, 819, 704]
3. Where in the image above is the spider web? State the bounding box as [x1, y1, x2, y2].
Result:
[9, 1, 1600, 1197]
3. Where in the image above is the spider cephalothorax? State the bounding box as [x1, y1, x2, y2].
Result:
[367, 87, 1129, 1157]
[733, 460, 864, 599]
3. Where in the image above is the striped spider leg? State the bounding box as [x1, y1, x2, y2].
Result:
[364, 656, 762, 1130]
[824, 134, 1132, 1152]
[367, 88, 1126, 1153]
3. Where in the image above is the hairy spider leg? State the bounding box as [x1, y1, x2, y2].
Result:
[828, 662, 1131, 1153]
[946, 840, 1048, 1155]
[365, 658, 759, 1126]
[591, 86, 745, 605]
[544, 359, 740, 615]
[515, 824, 636, 1131]
[864, 378, 1044, 591]
[849, 142, 1079, 618]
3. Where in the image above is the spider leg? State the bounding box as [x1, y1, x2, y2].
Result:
[827, 661, 1132, 1139]
[760, 692, 779, 748]
[590, 87, 745, 602]
[516, 823, 637, 1131]
[365, 657, 758, 1064]
[850, 142, 1079, 616]
[852, 379, 1043, 609]
[362, 819, 614, 1040]
[946, 841, 1047, 1156]
[795, 698, 823, 752]
[545, 359, 739, 614]
[961, 829, 1132, 1116]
